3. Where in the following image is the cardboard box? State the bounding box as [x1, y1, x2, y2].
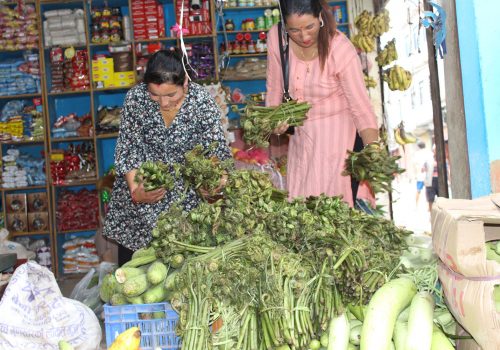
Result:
[114, 80, 133, 87]
[438, 262, 499, 350]
[91, 60, 100, 72]
[432, 195, 500, 277]
[432, 195, 500, 350]
[27, 192, 48, 212]
[28, 212, 49, 232]
[97, 58, 114, 73]
[114, 71, 134, 80]
[104, 80, 118, 88]
[6, 213, 28, 232]
[6, 193, 27, 213]
[131, 1, 145, 10]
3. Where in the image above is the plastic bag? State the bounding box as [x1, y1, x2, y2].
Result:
[234, 160, 285, 190]
[70, 261, 116, 317]
[0, 261, 102, 350]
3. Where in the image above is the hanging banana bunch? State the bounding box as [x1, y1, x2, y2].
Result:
[351, 33, 376, 52]
[372, 10, 390, 36]
[364, 74, 377, 88]
[393, 121, 417, 145]
[383, 65, 412, 91]
[354, 10, 373, 33]
[376, 39, 398, 67]
[352, 11, 376, 53]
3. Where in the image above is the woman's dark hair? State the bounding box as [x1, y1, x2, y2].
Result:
[143, 49, 191, 86]
[280, 0, 336, 70]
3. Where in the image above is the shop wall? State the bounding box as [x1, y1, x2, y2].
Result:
[455, 0, 500, 196]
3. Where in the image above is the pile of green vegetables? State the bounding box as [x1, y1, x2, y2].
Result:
[177, 143, 233, 196]
[140, 144, 420, 349]
[134, 160, 175, 191]
[343, 142, 405, 194]
[236, 100, 311, 148]
[134, 142, 232, 196]
[101, 144, 459, 350]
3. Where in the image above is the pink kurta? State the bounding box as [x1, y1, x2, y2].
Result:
[266, 25, 378, 206]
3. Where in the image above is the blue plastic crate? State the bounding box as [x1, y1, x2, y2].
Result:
[104, 302, 180, 350]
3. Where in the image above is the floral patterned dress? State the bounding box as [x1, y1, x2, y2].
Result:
[103, 82, 232, 250]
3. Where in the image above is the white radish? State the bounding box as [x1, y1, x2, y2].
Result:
[405, 291, 435, 350]
[360, 278, 417, 350]
[327, 312, 350, 350]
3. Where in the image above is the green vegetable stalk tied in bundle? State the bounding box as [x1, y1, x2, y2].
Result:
[135, 160, 175, 191]
[238, 100, 311, 148]
[179, 143, 233, 196]
[343, 142, 405, 193]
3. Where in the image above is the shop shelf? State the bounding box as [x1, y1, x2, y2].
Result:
[0, 139, 45, 145]
[58, 227, 99, 234]
[217, 29, 270, 33]
[43, 44, 88, 51]
[226, 53, 267, 57]
[134, 37, 177, 43]
[0, 93, 42, 100]
[89, 41, 131, 48]
[52, 179, 98, 187]
[0, 47, 40, 53]
[48, 90, 91, 96]
[182, 34, 215, 39]
[50, 136, 94, 143]
[96, 132, 119, 139]
[10, 230, 50, 237]
[222, 5, 278, 10]
[93, 86, 133, 92]
[2, 184, 47, 192]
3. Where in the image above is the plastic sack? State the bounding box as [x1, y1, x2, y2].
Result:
[0, 261, 101, 350]
[0, 227, 36, 260]
[70, 261, 116, 317]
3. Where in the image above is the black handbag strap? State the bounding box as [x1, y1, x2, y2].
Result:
[277, 22, 292, 102]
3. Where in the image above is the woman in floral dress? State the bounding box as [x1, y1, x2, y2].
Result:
[103, 50, 231, 263]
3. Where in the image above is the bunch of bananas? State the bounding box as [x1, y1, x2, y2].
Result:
[372, 10, 390, 36]
[364, 74, 377, 88]
[383, 65, 412, 91]
[351, 33, 376, 52]
[394, 121, 417, 145]
[354, 10, 373, 33]
[376, 39, 398, 67]
[354, 10, 390, 37]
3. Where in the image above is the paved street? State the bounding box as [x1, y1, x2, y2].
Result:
[379, 176, 432, 234]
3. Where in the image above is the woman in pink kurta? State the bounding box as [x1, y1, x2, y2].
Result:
[266, 0, 379, 206]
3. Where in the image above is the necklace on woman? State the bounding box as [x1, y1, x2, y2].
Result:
[300, 47, 318, 73]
